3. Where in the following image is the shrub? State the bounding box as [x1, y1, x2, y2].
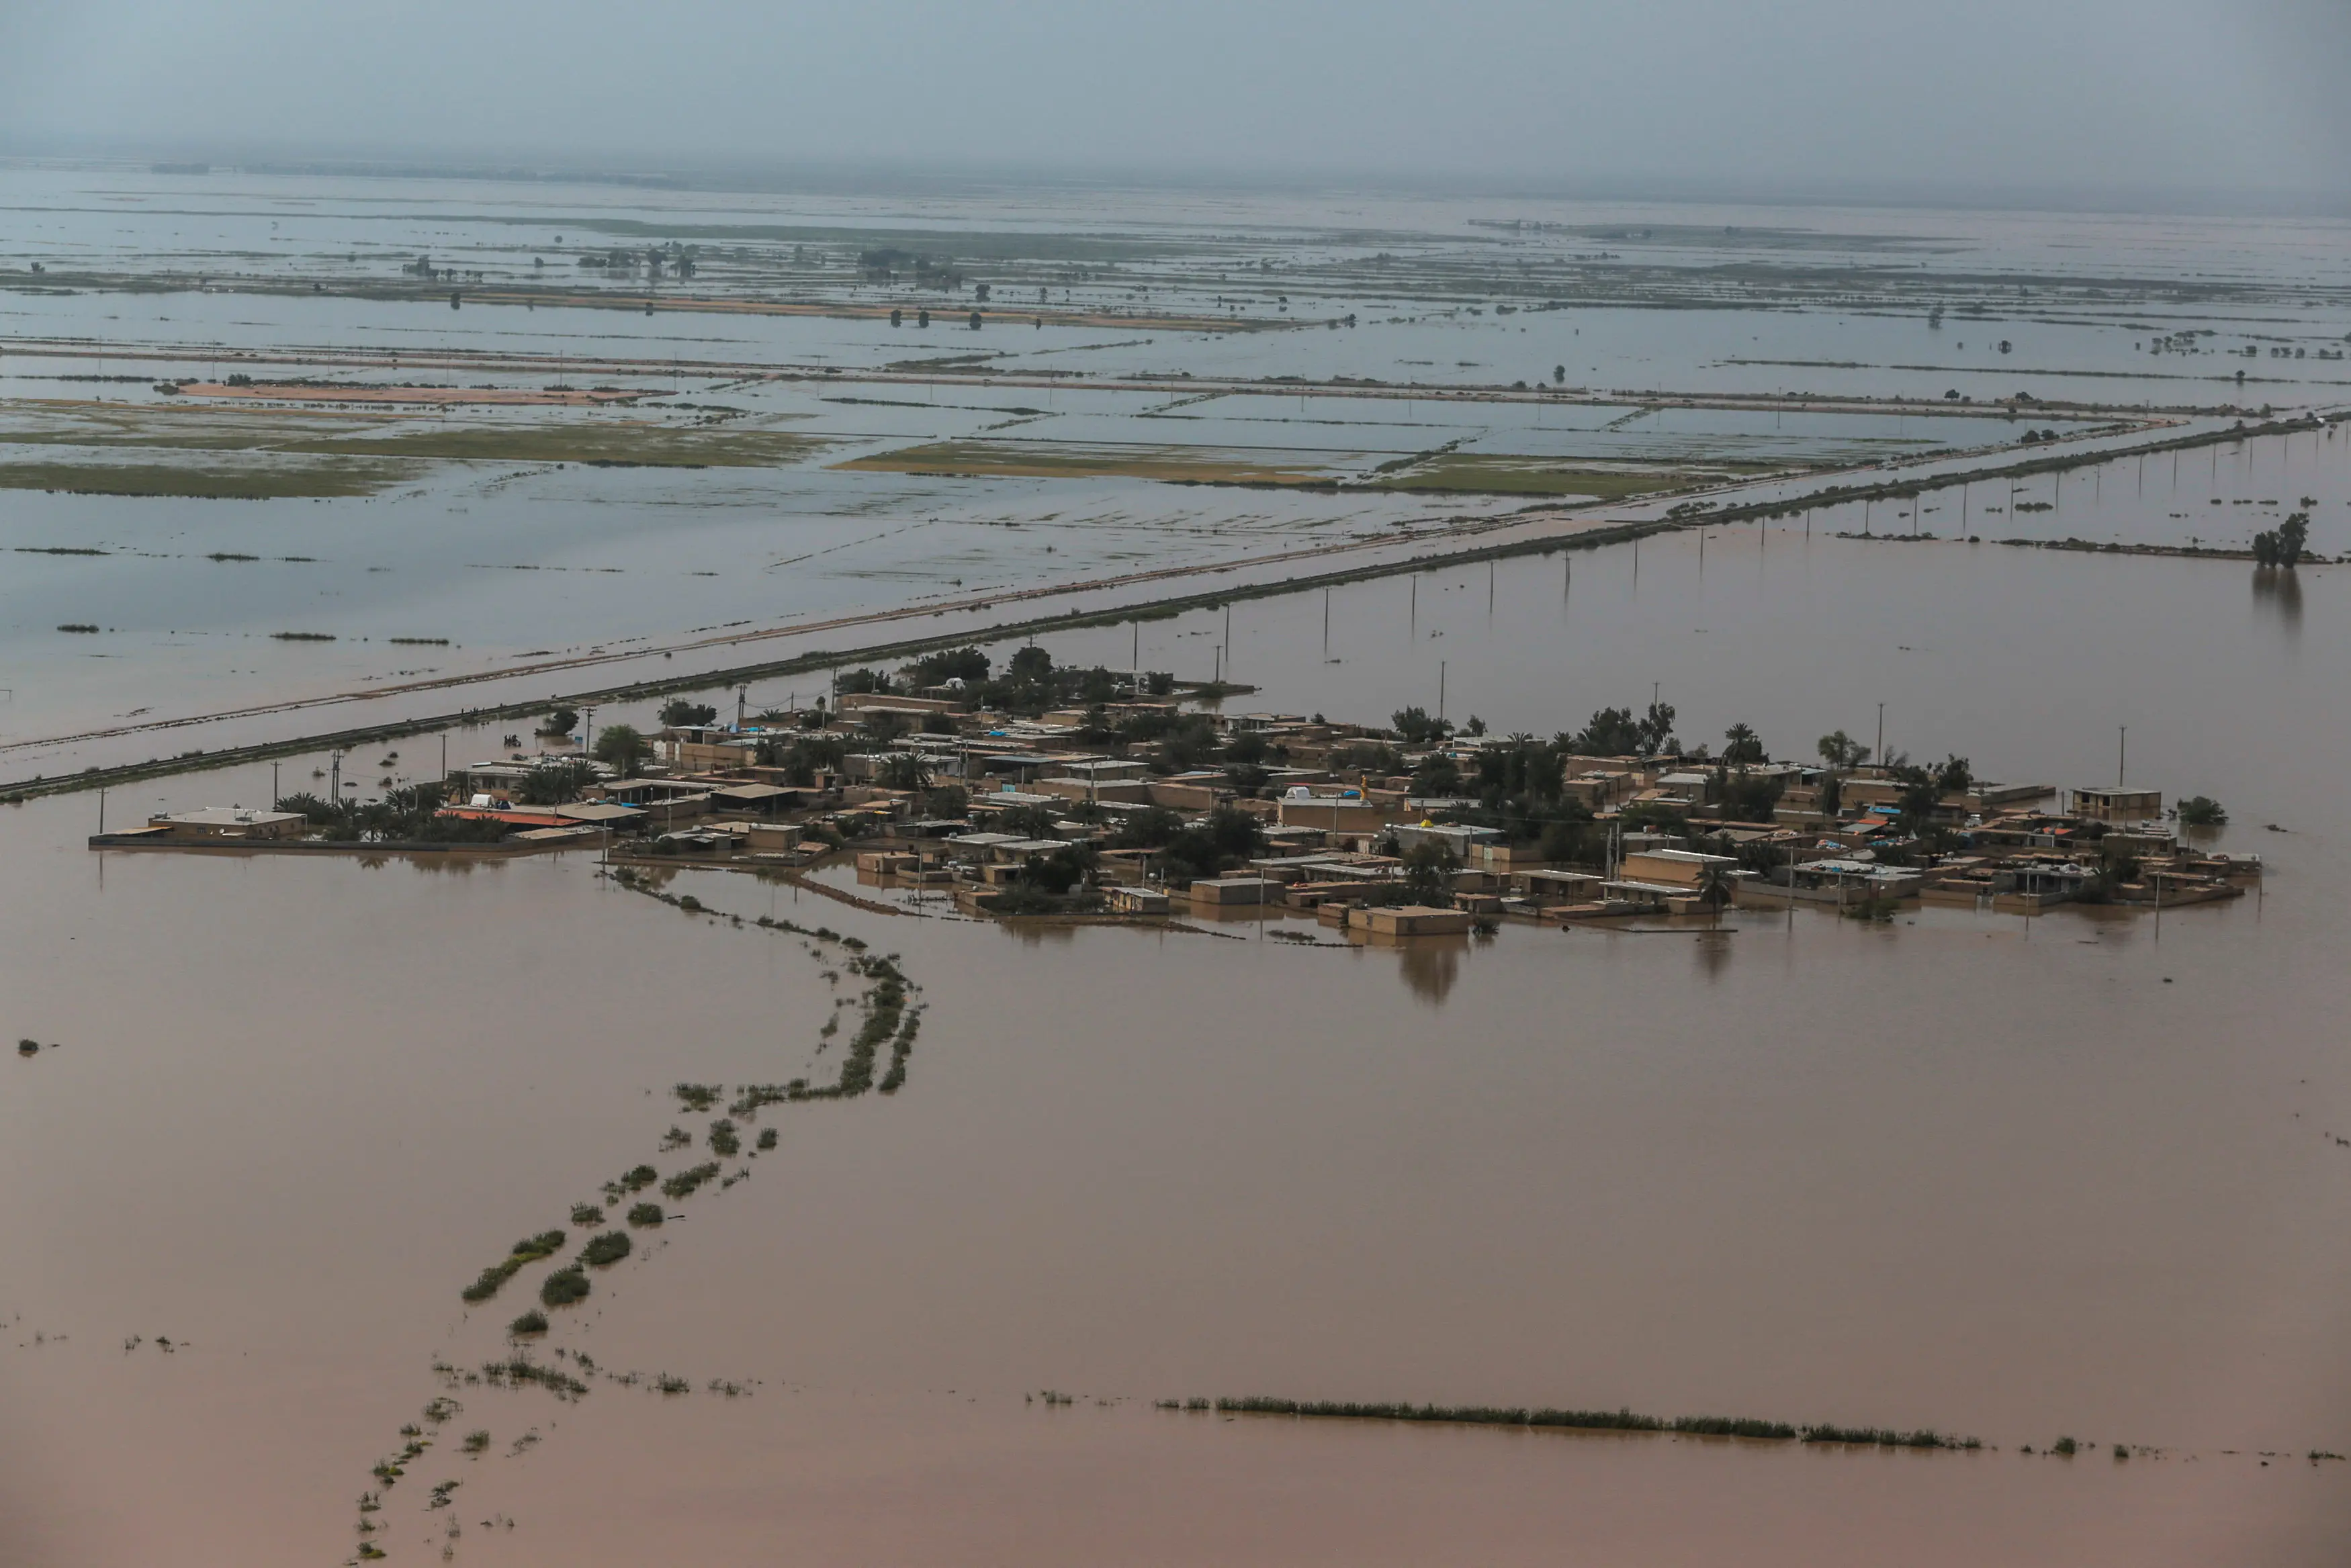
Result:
[569, 1203, 603, 1227]
[508, 1311, 547, 1338]
[707, 1119, 740, 1156]
[756, 1127, 778, 1151]
[661, 1162, 721, 1201]
[579, 1232, 631, 1268]
[461, 1430, 490, 1455]
[627, 1202, 664, 1227]
[539, 1269, 590, 1308]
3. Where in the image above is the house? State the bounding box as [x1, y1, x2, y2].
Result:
[148, 806, 308, 841]
[1354, 905, 1472, 936]
[1187, 876, 1276, 907]
[2070, 786, 2162, 819]
[1389, 822, 1503, 859]
[1106, 886, 1173, 915]
[1619, 848, 1739, 888]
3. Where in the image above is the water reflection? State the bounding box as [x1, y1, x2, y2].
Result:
[1695, 929, 1735, 981]
[1392, 933, 1465, 1005]
[2251, 566, 2303, 637]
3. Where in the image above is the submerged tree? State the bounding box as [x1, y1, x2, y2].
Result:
[2176, 795, 2228, 827]
[2252, 510, 2311, 569]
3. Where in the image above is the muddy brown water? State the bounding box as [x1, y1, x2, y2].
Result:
[7, 516, 2351, 1563]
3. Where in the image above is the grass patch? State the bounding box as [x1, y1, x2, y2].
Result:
[301, 422, 825, 467]
[0, 457, 411, 498]
[707, 1119, 740, 1156]
[482, 1357, 589, 1399]
[569, 1203, 603, 1226]
[462, 1430, 490, 1455]
[508, 1310, 547, 1338]
[1365, 453, 1769, 499]
[836, 439, 1345, 486]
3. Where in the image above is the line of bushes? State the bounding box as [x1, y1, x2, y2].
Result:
[459, 1231, 566, 1303]
[1200, 1398, 1975, 1448]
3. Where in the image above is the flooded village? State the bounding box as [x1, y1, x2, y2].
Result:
[95, 642, 2259, 938]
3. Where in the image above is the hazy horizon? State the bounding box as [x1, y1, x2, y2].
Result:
[6, 0, 2350, 212]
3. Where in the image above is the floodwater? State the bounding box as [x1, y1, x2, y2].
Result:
[9, 161, 2351, 777]
[8, 502, 2351, 1563]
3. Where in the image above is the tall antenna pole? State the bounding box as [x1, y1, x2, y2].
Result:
[1875, 703, 1885, 766]
[2118, 726, 2127, 788]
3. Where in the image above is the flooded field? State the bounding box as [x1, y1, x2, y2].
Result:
[8, 512, 2351, 1563]
[7, 163, 2351, 1566]
[8, 164, 2348, 775]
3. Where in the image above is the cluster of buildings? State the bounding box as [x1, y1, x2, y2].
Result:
[101, 687, 2258, 933]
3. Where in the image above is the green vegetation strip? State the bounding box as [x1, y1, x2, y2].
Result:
[459, 1231, 566, 1304]
[1200, 1397, 1979, 1448]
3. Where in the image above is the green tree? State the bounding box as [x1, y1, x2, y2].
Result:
[658, 699, 718, 727]
[998, 803, 1059, 839]
[877, 753, 932, 791]
[1722, 723, 1767, 766]
[1399, 841, 1460, 905]
[1391, 706, 1452, 746]
[2253, 510, 2311, 568]
[541, 706, 579, 737]
[1817, 730, 1871, 770]
[907, 646, 990, 686]
[1112, 806, 1184, 849]
[2176, 796, 2227, 827]
[592, 725, 652, 778]
[516, 759, 596, 805]
[1411, 751, 1462, 796]
[1635, 700, 1678, 757]
[1571, 706, 1643, 756]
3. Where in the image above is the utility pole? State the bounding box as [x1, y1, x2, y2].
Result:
[1438, 661, 1447, 724]
[582, 705, 597, 758]
[97, 788, 105, 835]
[271, 761, 279, 806]
[1875, 703, 1885, 767]
[1322, 588, 1330, 659]
[2119, 726, 2127, 788]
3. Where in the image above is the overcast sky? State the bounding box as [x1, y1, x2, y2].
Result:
[4, 0, 2348, 205]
